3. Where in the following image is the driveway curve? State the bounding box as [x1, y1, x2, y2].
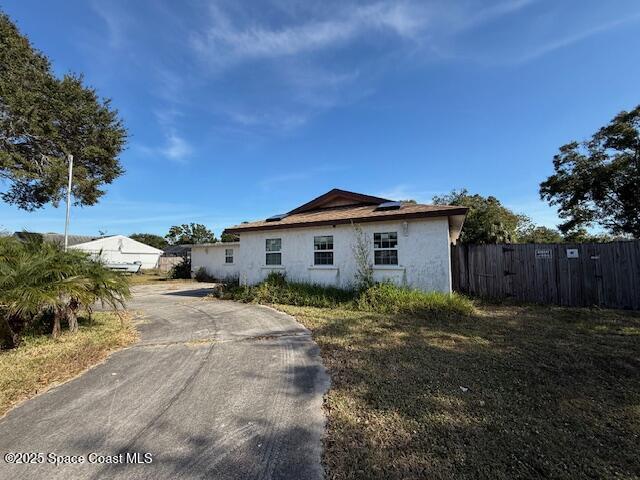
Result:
[0, 283, 330, 480]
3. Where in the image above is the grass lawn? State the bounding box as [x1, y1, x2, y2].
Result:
[276, 303, 640, 480]
[0, 312, 137, 416]
[128, 269, 194, 285]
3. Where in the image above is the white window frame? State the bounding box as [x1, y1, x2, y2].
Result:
[373, 232, 398, 265]
[225, 248, 234, 264]
[313, 235, 334, 265]
[265, 238, 282, 265]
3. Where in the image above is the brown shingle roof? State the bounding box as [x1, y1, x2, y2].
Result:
[226, 202, 468, 233]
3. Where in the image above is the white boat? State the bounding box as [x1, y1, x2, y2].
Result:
[104, 261, 142, 273]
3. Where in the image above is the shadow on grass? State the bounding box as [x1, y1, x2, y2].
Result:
[299, 305, 640, 480]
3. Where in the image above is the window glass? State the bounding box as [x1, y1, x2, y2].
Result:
[314, 251, 334, 265]
[266, 238, 281, 252]
[314, 235, 333, 265]
[225, 248, 233, 264]
[266, 253, 282, 265]
[373, 232, 398, 265]
[314, 235, 333, 251]
[374, 232, 397, 249]
[266, 238, 282, 265]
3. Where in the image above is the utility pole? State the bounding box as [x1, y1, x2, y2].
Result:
[64, 154, 73, 252]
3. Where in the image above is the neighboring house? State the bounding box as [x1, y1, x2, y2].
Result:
[191, 189, 467, 292]
[69, 235, 163, 269]
[162, 244, 191, 259]
[191, 241, 240, 281]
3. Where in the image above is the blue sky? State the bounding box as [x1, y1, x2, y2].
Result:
[1, 0, 639, 237]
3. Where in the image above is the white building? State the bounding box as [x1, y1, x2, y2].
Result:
[69, 235, 163, 269]
[191, 189, 467, 292]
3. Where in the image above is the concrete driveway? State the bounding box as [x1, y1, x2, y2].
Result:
[0, 283, 329, 479]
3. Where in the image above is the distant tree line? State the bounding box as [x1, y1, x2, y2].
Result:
[431, 189, 617, 244]
[130, 223, 238, 249]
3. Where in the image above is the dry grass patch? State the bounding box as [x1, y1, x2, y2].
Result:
[277, 303, 640, 480]
[0, 312, 137, 416]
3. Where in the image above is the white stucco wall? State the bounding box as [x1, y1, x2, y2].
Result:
[192, 218, 453, 292]
[191, 243, 240, 281]
[69, 235, 162, 269]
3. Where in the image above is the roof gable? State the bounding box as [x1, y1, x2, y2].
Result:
[287, 189, 390, 215]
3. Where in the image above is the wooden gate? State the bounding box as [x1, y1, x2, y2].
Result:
[451, 241, 640, 309]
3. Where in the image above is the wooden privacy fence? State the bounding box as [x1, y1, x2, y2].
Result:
[157, 256, 184, 273]
[451, 241, 640, 310]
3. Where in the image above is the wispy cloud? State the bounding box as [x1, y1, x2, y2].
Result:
[191, 1, 428, 69]
[139, 110, 194, 163]
[513, 13, 640, 64]
[89, 0, 640, 138]
[457, 0, 536, 30]
[376, 184, 442, 203]
[91, 1, 130, 49]
[259, 165, 348, 191]
[135, 130, 193, 164]
[160, 132, 192, 162]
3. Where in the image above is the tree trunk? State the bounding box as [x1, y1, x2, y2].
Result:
[52, 310, 62, 338]
[67, 309, 78, 333]
[67, 298, 80, 333]
[0, 316, 19, 349]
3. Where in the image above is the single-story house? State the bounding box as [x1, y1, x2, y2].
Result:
[69, 235, 163, 269]
[191, 189, 467, 292]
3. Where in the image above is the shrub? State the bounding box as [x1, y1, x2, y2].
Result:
[194, 267, 215, 283]
[356, 282, 474, 317]
[0, 236, 130, 349]
[219, 274, 474, 317]
[169, 257, 191, 279]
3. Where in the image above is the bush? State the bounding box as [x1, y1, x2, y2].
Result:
[0, 236, 130, 349]
[223, 272, 354, 308]
[194, 267, 215, 283]
[356, 282, 474, 317]
[220, 274, 474, 317]
[169, 257, 191, 279]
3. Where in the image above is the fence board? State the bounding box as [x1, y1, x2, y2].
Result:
[451, 241, 640, 310]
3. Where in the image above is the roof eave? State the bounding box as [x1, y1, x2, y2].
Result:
[225, 208, 469, 234]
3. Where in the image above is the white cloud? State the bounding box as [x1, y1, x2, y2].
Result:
[191, 1, 429, 68]
[136, 128, 193, 164]
[457, 0, 537, 30]
[513, 14, 640, 64]
[376, 184, 442, 203]
[160, 132, 192, 163]
[91, 1, 130, 49]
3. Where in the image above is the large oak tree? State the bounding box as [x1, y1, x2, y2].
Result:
[433, 189, 528, 244]
[165, 223, 217, 245]
[540, 106, 640, 238]
[0, 12, 126, 211]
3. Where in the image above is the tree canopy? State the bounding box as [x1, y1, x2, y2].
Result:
[0, 12, 126, 210]
[433, 189, 528, 244]
[165, 223, 216, 245]
[540, 105, 640, 238]
[129, 233, 168, 250]
[220, 232, 239, 243]
[516, 225, 564, 244]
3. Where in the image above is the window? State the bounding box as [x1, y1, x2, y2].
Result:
[266, 238, 282, 265]
[225, 248, 234, 264]
[314, 235, 333, 265]
[374, 232, 398, 265]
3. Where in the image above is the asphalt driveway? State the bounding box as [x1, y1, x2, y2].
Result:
[0, 283, 330, 479]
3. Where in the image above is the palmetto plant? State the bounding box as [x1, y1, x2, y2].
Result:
[0, 236, 130, 349]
